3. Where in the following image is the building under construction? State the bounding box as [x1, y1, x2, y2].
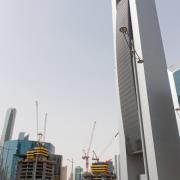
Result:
[83, 161, 116, 180]
[16, 144, 56, 180]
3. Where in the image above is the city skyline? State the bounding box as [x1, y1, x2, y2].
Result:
[0, 0, 179, 171]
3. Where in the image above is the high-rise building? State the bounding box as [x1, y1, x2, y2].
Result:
[16, 145, 55, 180]
[75, 166, 83, 180]
[0, 139, 55, 180]
[49, 154, 63, 180]
[61, 166, 67, 180]
[112, 0, 180, 180]
[0, 108, 16, 146]
[168, 64, 180, 134]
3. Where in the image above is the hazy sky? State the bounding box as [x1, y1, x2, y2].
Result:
[0, 0, 179, 172]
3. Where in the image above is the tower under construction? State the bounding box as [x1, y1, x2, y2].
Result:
[16, 144, 55, 180]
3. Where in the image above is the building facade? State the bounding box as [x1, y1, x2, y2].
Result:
[0, 108, 16, 147]
[61, 166, 67, 180]
[75, 166, 83, 180]
[0, 140, 55, 180]
[16, 145, 55, 180]
[112, 0, 180, 180]
[49, 154, 63, 180]
[168, 64, 180, 134]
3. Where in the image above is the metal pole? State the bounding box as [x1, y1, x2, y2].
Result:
[67, 158, 74, 180]
[43, 113, 48, 142]
[130, 39, 149, 180]
[120, 30, 149, 180]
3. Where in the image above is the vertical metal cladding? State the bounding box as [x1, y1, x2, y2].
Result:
[116, 0, 141, 154]
[115, 0, 180, 179]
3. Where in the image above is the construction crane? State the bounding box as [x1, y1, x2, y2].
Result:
[43, 113, 48, 142]
[82, 121, 96, 172]
[92, 132, 119, 162]
[35, 101, 39, 140]
[67, 158, 74, 180]
[35, 101, 48, 143]
[92, 150, 99, 163]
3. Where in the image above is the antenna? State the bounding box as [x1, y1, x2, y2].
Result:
[35, 101, 39, 139]
[43, 113, 48, 142]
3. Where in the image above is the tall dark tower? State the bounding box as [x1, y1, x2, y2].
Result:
[112, 0, 180, 179]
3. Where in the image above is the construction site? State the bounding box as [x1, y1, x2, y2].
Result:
[81, 121, 118, 180]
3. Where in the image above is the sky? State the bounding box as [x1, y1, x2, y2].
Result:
[0, 0, 179, 174]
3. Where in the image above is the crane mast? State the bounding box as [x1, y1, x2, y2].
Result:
[43, 113, 48, 142]
[82, 121, 96, 172]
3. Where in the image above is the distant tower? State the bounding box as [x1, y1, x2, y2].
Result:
[0, 108, 16, 146]
[75, 166, 83, 180]
[61, 166, 68, 180]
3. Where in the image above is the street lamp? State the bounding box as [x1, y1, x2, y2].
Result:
[119, 26, 144, 64]
[119, 26, 149, 179]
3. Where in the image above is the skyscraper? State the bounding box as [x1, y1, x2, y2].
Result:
[112, 0, 180, 180]
[0, 108, 16, 146]
[75, 166, 83, 180]
[49, 154, 63, 180]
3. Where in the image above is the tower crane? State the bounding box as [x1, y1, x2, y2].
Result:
[35, 101, 48, 143]
[99, 132, 119, 159]
[43, 113, 48, 142]
[92, 150, 99, 163]
[91, 132, 119, 163]
[82, 121, 96, 172]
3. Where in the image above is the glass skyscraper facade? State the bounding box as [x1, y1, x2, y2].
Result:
[0, 140, 54, 180]
[75, 166, 83, 180]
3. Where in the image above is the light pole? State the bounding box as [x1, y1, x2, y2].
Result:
[67, 158, 74, 180]
[119, 26, 149, 180]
